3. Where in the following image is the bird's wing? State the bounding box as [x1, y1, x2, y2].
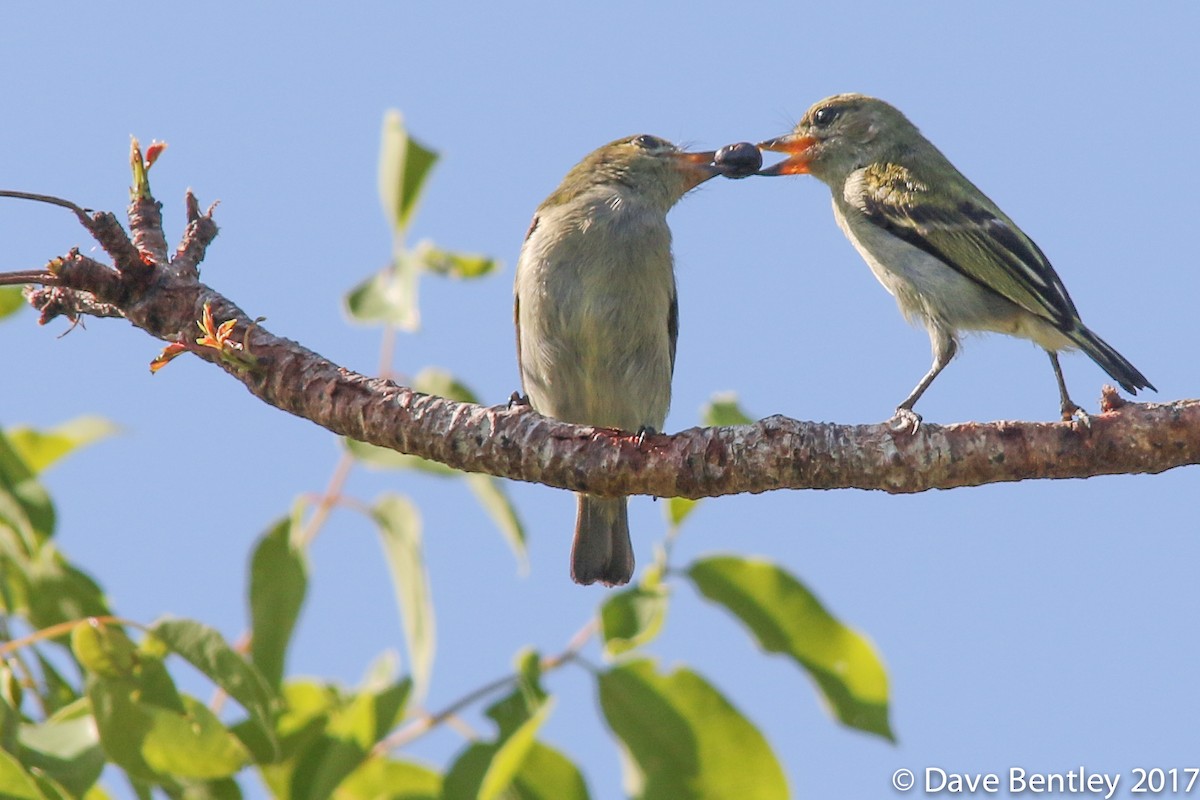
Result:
[667, 288, 678, 377]
[513, 213, 543, 392]
[513, 294, 525, 394]
[850, 162, 1080, 328]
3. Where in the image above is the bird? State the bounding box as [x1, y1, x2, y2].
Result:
[514, 134, 722, 586]
[756, 93, 1153, 429]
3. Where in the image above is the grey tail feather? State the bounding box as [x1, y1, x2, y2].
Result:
[571, 494, 634, 587]
[1070, 325, 1155, 394]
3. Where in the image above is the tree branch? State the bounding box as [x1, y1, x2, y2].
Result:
[4, 185, 1197, 498]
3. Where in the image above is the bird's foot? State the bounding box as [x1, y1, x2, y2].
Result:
[1061, 401, 1092, 430]
[508, 391, 531, 409]
[634, 425, 657, 447]
[889, 407, 923, 435]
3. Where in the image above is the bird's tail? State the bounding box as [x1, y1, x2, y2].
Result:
[571, 494, 634, 587]
[1069, 325, 1156, 395]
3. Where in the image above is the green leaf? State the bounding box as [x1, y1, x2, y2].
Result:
[478, 700, 553, 800]
[125, 777, 154, 800]
[89, 677, 247, 789]
[270, 679, 338, 751]
[412, 241, 498, 280]
[132, 644, 187, 714]
[665, 497, 699, 530]
[445, 730, 583, 800]
[0, 666, 20, 754]
[687, 555, 893, 740]
[348, 370, 527, 571]
[464, 474, 528, 574]
[342, 438, 457, 476]
[32, 652, 79, 715]
[352, 677, 410, 746]
[0, 746, 47, 800]
[0, 430, 55, 546]
[411, 367, 479, 404]
[254, 681, 337, 795]
[86, 677, 157, 782]
[333, 757, 441, 800]
[0, 286, 25, 320]
[370, 494, 435, 704]
[288, 677, 411, 800]
[27, 546, 110, 630]
[71, 620, 138, 680]
[598, 659, 788, 800]
[30, 772, 71, 800]
[600, 572, 669, 657]
[482, 649, 545, 739]
[358, 650, 401, 696]
[416, 370, 528, 569]
[141, 694, 250, 779]
[443, 653, 588, 800]
[442, 743, 495, 800]
[16, 699, 105, 798]
[506, 742, 590, 800]
[444, 650, 550, 800]
[8, 417, 119, 475]
[377, 110, 438, 237]
[173, 777, 242, 800]
[148, 618, 279, 758]
[343, 255, 421, 331]
[701, 392, 754, 427]
[228, 715, 281, 772]
[344, 446, 527, 573]
[249, 513, 308, 690]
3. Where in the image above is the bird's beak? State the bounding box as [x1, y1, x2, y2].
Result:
[673, 149, 721, 188]
[757, 134, 816, 176]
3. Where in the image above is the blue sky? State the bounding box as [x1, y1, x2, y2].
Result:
[3, 3, 1197, 797]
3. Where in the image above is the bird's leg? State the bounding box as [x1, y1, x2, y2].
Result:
[1048, 351, 1090, 427]
[507, 391, 531, 409]
[891, 330, 956, 433]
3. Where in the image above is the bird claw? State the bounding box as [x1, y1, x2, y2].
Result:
[1062, 403, 1092, 430]
[508, 391, 531, 409]
[890, 407, 923, 435]
[634, 425, 657, 447]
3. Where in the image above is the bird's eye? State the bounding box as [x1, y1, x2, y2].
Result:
[811, 106, 842, 128]
[632, 134, 660, 150]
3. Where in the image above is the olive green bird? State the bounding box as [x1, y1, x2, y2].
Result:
[758, 93, 1153, 428]
[514, 134, 722, 586]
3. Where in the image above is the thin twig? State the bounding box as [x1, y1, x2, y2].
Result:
[374, 618, 599, 753]
[297, 452, 357, 548]
[0, 190, 91, 222]
[0, 271, 57, 287]
[0, 615, 145, 657]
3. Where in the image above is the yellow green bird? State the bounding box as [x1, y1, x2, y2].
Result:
[759, 93, 1153, 428]
[515, 134, 722, 585]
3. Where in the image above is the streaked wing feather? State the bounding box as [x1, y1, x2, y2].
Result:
[667, 289, 678, 377]
[856, 164, 1079, 328]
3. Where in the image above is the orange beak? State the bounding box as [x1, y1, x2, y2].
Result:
[673, 149, 721, 188]
[757, 134, 817, 176]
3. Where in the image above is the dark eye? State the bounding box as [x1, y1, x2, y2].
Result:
[632, 134, 660, 150]
[811, 106, 841, 128]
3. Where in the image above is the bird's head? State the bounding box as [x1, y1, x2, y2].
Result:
[550, 134, 720, 211]
[758, 93, 917, 183]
